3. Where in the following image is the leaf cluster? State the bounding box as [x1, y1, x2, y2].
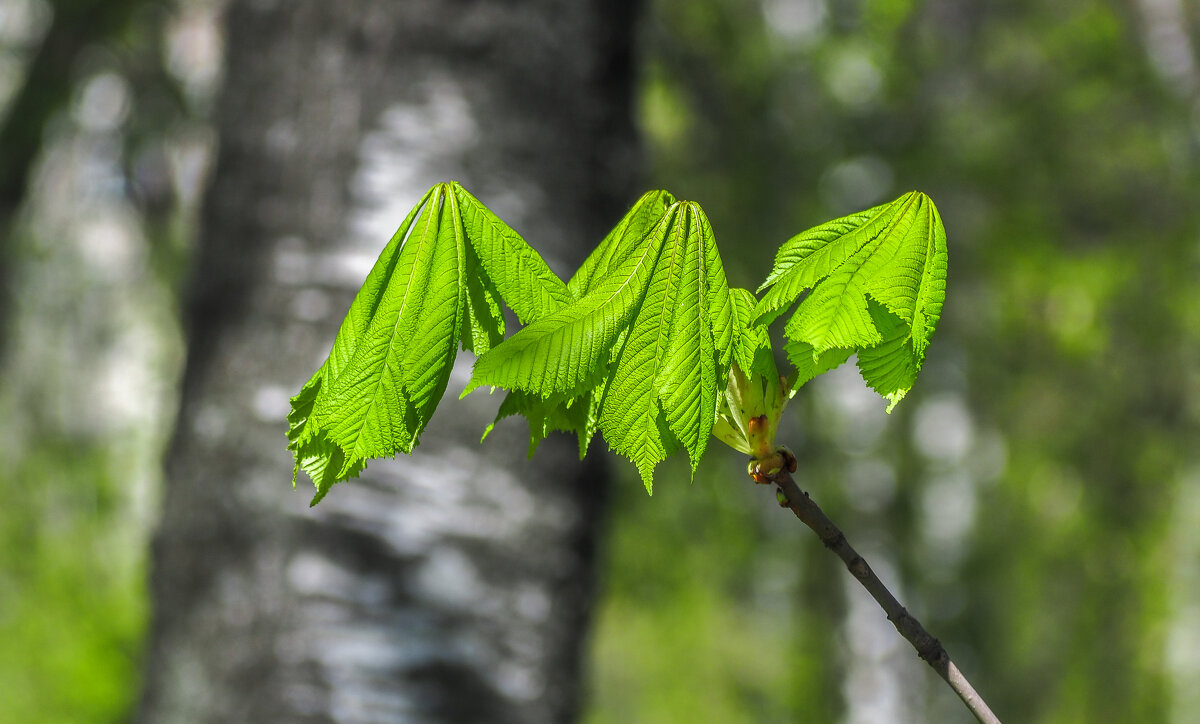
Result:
[288, 182, 947, 502]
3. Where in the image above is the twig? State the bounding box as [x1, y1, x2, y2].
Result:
[762, 464, 1002, 724]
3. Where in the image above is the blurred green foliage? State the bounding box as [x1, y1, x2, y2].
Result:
[588, 0, 1200, 722]
[0, 0, 195, 720]
[0, 438, 146, 722]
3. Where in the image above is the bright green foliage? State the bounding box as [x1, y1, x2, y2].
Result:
[753, 192, 947, 411]
[482, 388, 601, 459]
[287, 182, 570, 503]
[596, 201, 733, 490]
[469, 195, 737, 492]
[289, 182, 945, 500]
[711, 288, 784, 456]
[473, 190, 678, 464]
[465, 190, 676, 402]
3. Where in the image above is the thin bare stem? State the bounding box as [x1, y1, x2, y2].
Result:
[765, 467, 1002, 724]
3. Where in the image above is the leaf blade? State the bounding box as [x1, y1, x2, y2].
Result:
[288, 183, 468, 499]
[452, 182, 570, 323]
[756, 192, 948, 409]
[568, 189, 674, 299]
[599, 202, 731, 488]
[467, 213, 666, 399]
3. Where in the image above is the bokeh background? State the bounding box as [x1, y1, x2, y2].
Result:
[1, 0, 1198, 722]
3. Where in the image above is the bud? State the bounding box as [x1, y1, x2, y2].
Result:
[712, 357, 791, 457]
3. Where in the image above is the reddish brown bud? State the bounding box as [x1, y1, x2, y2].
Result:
[748, 415, 768, 435]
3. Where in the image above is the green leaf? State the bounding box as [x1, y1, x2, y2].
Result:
[289, 181, 946, 504]
[452, 183, 572, 322]
[568, 189, 675, 299]
[471, 191, 675, 459]
[754, 192, 947, 409]
[728, 287, 775, 380]
[465, 210, 664, 400]
[599, 206, 691, 490]
[482, 389, 599, 459]
[288, 182, 568, 502]
[782, 340, 853, 392]
[856, 299, 920, 411]
[472, 198, 735, 492]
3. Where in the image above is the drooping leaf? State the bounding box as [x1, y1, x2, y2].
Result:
[287, 182, 567, 502]
[567, 189, 675, 299]
[855, 299, 920, 410]
[471, 190, 675, 459]
[782, 340, 853, 392]
[290, 180, 949, 505]
[453, 184, 572, 322]
[728, 287, 775, 380]
[635, 204, 723, 481]
[482, 388, 599, 459]
[288, 186, 439, 501]
[465, 213, 664, 401]
[470, 198, 735, 492]
[753, 192, 947, 410]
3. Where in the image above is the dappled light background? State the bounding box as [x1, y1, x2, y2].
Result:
[588, 1, 1200, 723]
[0, 0, 1197, 722]
[0, 0, 217, 720]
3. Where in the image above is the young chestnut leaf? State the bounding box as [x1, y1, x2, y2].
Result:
[287, 182, 568, 504]
[753, 192, 947, 411]
[287, 182, 949, 505]
[467, 197, 737, 493]
[474, 189, 676, 461]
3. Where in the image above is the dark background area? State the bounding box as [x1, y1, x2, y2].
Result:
[0, 0, 1197, 722]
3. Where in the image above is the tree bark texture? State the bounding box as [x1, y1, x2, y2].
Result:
[137, 2, 640, 722]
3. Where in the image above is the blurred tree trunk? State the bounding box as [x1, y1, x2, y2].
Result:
[137, 1, 639, 722]
[0, 0, 149, 357]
